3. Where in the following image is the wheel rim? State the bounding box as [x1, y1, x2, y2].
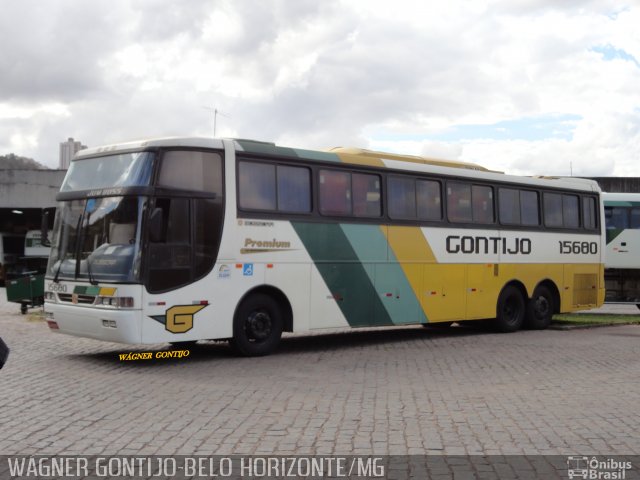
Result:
[533, 295, 550, 319]
[503, 296, 520, 325]
[246, 310, 272, 342]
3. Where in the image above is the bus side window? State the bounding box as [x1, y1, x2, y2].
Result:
[583, 197, 598, 230]
[194, 199, 220, 278]
[544, 193, 563, 228]
[388, 176, 416, 219]
[562, 194, 579, 228]
[238, 161, 276, 211]
[631, 208, 640, 229]
[447, 182, 472, 223]
[319, 170, 351, 216]
[159, 151, 222, 194]
[352, 173, 381, 217]
[277, 165, 311, 213]
[499, 188, 520, 224]
[520, 190, 540, 226]
[472, 185, 494, 224]
[606, 207, 629, 229]
[147, 198, 191, 292]
[417, 180, 441, 221]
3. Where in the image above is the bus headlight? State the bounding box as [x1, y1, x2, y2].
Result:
[44, 291, 56, 302]
[97, 296, 134, 308]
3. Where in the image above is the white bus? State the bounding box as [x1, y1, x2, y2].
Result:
[43, 137, 605, 355]
[24, 230, 51, 258]
[603, 192, 640, 308]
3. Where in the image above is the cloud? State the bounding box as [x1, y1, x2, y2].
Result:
[0, 0, 638, 178]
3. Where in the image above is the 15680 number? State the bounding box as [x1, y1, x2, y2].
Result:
[558, 240, 598, 255]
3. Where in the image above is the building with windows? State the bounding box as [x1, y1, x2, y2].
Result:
[59, 137, 86, 170]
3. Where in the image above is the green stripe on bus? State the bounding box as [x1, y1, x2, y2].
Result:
[341, 224, 428, 325]
[235, 140, 341, 163]
[291, 222, 392, 327]
[606, 228, 624, 244]
[291, 148, 341, 163]
[604, 201, 640, 207]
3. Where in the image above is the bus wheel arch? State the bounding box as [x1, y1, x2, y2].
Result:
[494, 281, 527, 333]
[238, 285, 293, 333]
[525, 280, 559, 330]
[229, 286, 292, 357]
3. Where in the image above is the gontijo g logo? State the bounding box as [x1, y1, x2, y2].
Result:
[150, 305, 208, 334]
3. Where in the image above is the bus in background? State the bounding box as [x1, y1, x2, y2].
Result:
[43, 137, 605, 356]
[25, 230, 51, 258]
[603, 192, 640, 309]
[16, 230, 51, 277]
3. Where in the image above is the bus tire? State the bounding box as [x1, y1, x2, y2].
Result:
[230, 293, 283, 356]
[494, 285, 525, 333]
[525, 285, 554, 330]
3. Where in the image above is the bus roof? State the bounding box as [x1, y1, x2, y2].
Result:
[75, 136, 601, 193]
[602, 192, 640, 204]
[76, 137, 226, 158]
[327, 147, 493, 171]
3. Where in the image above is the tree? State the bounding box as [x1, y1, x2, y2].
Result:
[0, 153, 47, 170]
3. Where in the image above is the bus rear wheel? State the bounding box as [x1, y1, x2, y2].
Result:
[230, 293, 283, 356]
[525, 286, 554, 330]
[494, 286, 525, 333]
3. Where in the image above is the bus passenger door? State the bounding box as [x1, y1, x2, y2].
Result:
[423, 264, 466, 322]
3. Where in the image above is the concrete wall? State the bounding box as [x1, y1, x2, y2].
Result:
[0, 169, 67, 208]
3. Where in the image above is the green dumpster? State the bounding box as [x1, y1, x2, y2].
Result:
[5, 273, 45, 314]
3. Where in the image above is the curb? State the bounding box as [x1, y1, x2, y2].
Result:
[550, 321, 640, 331]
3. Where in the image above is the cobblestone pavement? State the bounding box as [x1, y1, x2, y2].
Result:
[1, 288, 639, 457]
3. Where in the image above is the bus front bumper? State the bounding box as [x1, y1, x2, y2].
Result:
[45, 303, 143, 344]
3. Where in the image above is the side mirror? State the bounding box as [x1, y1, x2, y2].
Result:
[0, 337, 8, 369]
[40, 210, 51, 247]
[148, 207, 164, 242]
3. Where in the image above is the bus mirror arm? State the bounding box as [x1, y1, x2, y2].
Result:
[40, 211, 51, 247]
[148, 207, 164, 243]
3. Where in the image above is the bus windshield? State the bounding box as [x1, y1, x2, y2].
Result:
[60, 151, 154, 192]
[46, 196, 144, 283]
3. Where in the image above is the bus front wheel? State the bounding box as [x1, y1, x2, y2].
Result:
[494, 286, 525, 333]
[230, 293, 283, 356]
[525, 286, 554, 330]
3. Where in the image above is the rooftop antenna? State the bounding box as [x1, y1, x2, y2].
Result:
[204, 106, 230, 137]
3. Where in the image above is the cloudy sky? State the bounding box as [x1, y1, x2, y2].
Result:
[1, 0, 638, 176]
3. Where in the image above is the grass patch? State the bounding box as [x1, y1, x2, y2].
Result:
[552, 313, 640, 326]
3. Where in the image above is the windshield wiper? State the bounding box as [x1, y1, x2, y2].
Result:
[85, 255, 98, 286]
[53, 257, 63, 284]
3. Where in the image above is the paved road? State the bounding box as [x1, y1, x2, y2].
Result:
[1, 288, 639, 457]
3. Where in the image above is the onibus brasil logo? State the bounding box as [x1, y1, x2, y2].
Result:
[567, 456, 632, 479]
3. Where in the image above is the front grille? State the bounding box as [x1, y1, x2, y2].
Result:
[58, 293, 96, 305]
